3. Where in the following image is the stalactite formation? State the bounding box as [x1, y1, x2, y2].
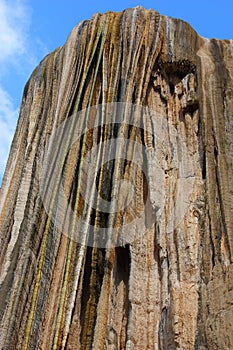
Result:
[0, 7, 233, 349]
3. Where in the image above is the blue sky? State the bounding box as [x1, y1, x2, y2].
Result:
[0, 0, 232, 185]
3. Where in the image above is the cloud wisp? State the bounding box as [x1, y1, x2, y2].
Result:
[0, 0, 30, 63]
[0, 0, 34, 184]
[0, 86, 18, 181]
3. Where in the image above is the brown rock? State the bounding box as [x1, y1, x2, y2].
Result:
[0, 7, 233, 349]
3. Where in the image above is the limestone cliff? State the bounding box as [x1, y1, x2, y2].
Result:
[0, 7, 233, 350]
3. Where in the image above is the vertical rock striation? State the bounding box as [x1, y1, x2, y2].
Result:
[0, 7, 233, 349]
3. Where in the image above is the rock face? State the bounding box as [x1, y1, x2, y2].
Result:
[0, 7, 233, 350]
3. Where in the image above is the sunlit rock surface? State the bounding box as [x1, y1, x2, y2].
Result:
[0, 7, 233, 349]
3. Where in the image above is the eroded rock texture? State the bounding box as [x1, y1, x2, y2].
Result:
[0, 7, 233, 350]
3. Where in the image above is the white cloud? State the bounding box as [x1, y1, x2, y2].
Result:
[0, 0, 32, 183]
[0, 86, 18, 181]
[0, 0, 30, 64]
[0, 1, 49, 184]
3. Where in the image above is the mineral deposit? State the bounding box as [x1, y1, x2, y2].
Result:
[0, 7, 233, 350]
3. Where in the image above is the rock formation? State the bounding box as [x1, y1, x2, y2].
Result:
[0, 7, 233, 349]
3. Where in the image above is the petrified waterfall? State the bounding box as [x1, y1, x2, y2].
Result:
[0, 7, 233, 349]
